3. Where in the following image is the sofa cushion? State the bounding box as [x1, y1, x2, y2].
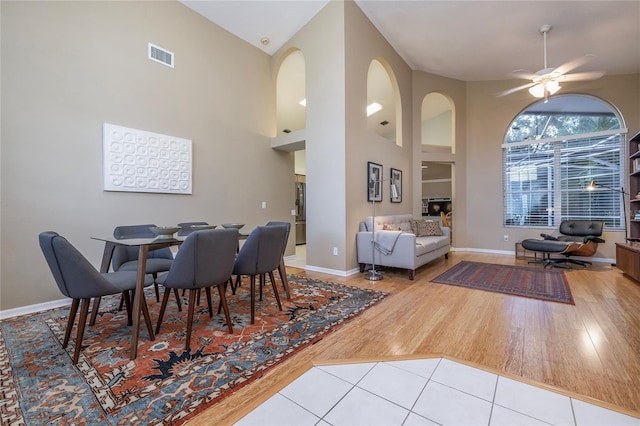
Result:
[415, 235, 449, 256]
[410, 219, 443, 237]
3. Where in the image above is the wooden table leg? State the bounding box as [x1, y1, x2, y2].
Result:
[130, 245, 154, 359]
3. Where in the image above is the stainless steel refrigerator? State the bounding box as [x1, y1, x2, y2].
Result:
[295, 175, 306, 245]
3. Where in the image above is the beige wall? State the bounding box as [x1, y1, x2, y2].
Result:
[422, 181, 452, 200]
[464, 74, 640, 259]
[344, 1, 414, 269]
[1, 1, 293, 310]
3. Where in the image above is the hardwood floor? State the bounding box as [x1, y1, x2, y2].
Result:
[188, 252, 640, 425]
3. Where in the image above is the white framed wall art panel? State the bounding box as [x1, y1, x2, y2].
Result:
[103, 123, 192, 195]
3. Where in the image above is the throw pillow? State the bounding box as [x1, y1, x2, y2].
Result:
[382, 223, 402, 231]
[409, 219, 425, 235]
[422, 220, 444, 236]
[410, 219, 443, 237]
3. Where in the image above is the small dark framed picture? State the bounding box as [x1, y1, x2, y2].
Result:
[367, 161, 383, 202]
[390, 168, 402, 203]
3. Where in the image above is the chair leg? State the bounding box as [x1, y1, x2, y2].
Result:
[250, 275, 256, 324]
[217, 283, 234, 334]
[153, 273, 160, 302]
[205, 287, 213, 318]
[140, 294, 154, 340]
[217, 278, 232, 315]
[185, 290, 197, 350]
[259, 274, 265, 301]
[527, 253, 571, 269]
[557, 257, 591, 267]
[89, 296, 101, 326]
[277, 259, 291, 299]
[155, 288, 172, 335]
[173, 289, 182, 312]
[123, 290, 133, 326]
[269, 271, 282, 311]
[63, 298, 80, 348]
[232, 275, 241, 295]
[72, 298, 91, 364]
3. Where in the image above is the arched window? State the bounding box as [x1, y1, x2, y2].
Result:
[503, 95, 626, 229]
[421, 92, 454, 153]
[276, 50, 305, 134]
[367, 59, 401, 145]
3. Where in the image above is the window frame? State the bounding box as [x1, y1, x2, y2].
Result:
[502, 96, 627, 230]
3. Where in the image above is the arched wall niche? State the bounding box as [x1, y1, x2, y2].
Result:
[421, 92, 454, 153]
[276, 49, 306, 134]
[367, 58, 402, 146]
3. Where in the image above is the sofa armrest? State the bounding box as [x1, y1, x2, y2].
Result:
[357, 231, 416, 264]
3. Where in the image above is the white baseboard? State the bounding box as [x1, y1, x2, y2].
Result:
[453, 247, 615, 264]
[304, 265, 361, 277]
[0, 298, 71, 320]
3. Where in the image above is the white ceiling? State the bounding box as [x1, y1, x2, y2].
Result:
[180, 0, 640, 82]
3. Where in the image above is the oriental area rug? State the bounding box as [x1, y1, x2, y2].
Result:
[0, 275, 387, 425]
[431, 261, 574, 304]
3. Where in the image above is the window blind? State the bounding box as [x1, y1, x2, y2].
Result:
[503, 131, 624, 228]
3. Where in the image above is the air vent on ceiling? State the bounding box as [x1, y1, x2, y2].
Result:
[148, 43, 174, 68]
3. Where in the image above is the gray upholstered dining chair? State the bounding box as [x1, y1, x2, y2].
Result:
[112, 224, 175, 302]
[232, 225, 287, 324]
[155, 228, 239, 350]
[38, 231, 154, 364]
[265, 221, 292, 299]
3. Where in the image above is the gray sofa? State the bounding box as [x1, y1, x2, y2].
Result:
[357, 214, 450, 279]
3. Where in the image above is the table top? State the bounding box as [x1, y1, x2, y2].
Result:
[91, 235, 187, 246]
[92, 232, 249, 246]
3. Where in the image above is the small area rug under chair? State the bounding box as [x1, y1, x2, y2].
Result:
[431, 261, 574, 304]
[0, 275, 387, 425]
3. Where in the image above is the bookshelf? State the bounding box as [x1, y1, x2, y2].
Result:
[628, 131, 640, 242]
[617, 131, 640, 281]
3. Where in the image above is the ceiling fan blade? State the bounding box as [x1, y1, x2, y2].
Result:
[496, 82, 537, 97]
[508, 69, 539, 80]
[552, 54, 595, 76]
[560, 71, 605, 82]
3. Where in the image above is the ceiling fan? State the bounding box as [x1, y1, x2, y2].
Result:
[497, 24, 605, 99]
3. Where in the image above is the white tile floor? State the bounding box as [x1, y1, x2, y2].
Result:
[285, 244, 306, 269]
[235, 357, 640, 426]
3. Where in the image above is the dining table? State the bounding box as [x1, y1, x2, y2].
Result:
[91, 230, 252, 359]
[91, 234, 187, 359]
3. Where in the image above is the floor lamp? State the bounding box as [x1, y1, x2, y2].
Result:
[587, 180, 629, 241]
[365, 180, 399, 281]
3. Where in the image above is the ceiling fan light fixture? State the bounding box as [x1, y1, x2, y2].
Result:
[528, 80, 561, 98]
[528, 84, 545, 98]
[546, 80, 561, 94]
[498, 23, 602, 99]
